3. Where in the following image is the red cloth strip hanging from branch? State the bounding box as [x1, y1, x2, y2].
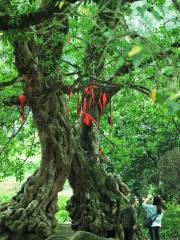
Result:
[80, 86, 98, 126]
[88, 94, 95, 112]
[83, 112, 98, 126]
[67, 88, 73, 100]
[99, 91, 108, 114]
[83, 97, 87, 113]
[19, 94, 25, 123]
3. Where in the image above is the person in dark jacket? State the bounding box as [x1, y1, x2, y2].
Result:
[120, 196, 139, 240]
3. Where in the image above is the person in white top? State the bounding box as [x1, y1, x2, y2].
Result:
[142, 195, 163, 240]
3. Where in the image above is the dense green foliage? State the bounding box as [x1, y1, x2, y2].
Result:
[0, 0, 179, 238]
[56, 196, 71, 224]
[161, 203, 180, 238]
[0, 0, 179, 196]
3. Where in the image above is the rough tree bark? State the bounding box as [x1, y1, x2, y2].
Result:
[67, 91, 129, 239]
[0, 10, 73, 240]
[66, 2, 131, 238]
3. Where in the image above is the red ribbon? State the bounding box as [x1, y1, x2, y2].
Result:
[80, 86, 98, 126]
[67, 88, 73, 100]
[81, 112, 98, 126]
[84, 86, 94, 96]
[19, 95, 25, 123]
[83, 97, 87, 113]
[99, 91, 108, 114]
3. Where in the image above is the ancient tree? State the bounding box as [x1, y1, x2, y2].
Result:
[0, 2, 74, 240]
[0, 1, 151, 240]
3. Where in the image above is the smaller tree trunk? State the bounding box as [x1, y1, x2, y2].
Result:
[68, 118, 129, 239]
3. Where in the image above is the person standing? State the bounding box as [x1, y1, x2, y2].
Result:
[120, 196, 139, 240]
[142, 195, 163, 240]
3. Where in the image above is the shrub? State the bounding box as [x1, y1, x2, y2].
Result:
[56, 195, 70, 224]
[161, 202, 180, 238]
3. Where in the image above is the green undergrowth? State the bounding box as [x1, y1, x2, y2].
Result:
[161, 203, 180, 239]
[56, 195, 71, 224]
[0, 192, 14, 203]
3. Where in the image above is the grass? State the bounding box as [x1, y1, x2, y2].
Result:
[0, 192, 14, 203]
[161, 202, 180, 238]
[56, 195, 71, 224]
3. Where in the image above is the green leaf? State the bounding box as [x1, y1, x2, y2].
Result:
[125, 7, 132, 16]
[131, 51, 144, 68]
[156, 0, 166, 5]
[161, 66, 176, 76]
[152, 9, 163, 20]
[137, 6, 146, 17]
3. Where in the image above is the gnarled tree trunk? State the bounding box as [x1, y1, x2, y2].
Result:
[67, 100, 129, 239]
[0, 93, 72, 240]
[0, 16, 73, 239]
[66, 1, 131, 238]
[0, 1, 136, 240]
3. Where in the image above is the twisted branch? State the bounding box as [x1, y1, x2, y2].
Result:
[0, 76, 23, 88]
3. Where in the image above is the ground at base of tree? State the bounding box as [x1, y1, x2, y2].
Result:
[46, 231, 115, 240]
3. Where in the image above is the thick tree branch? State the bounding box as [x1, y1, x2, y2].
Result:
[0, 0, 81, 31]
[3, 96, 21, 106]
[3, 80, 150, 108]
[61, 80, 151, 96]
[0, 4, 61, 31]
[62, 59, 83, 83]
[0, 76, 23, 88]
